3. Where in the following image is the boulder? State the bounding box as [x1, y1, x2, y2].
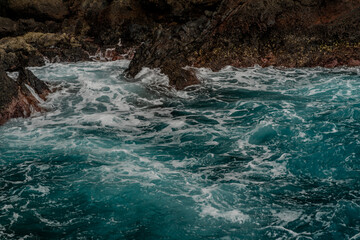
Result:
[0, 35, 43, 70]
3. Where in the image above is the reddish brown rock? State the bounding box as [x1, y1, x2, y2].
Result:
[348, 58, 360, 67]
[0, 67, 50, 125]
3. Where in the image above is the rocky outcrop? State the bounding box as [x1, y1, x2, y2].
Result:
[0, 0, 155, 70]
[2, 0, 360, 79]
[0, 67, 50, 125]
[0, 32, 91, 71]
[0, 68, 19, 124]
[127, 0, 360, 89]
[0, 0, 152, 124]
[0, 17, 61, 38]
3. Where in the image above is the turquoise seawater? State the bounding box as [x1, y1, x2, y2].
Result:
[1, 61, 360, 239]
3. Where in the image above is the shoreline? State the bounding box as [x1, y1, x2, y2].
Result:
[1, 0, 360, 124]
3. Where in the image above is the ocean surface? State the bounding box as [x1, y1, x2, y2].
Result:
[1, 61, 360, 239]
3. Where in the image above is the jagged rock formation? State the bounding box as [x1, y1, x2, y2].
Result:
[0, 67, 50, 125]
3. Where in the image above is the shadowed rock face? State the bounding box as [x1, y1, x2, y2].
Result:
[0, 68, 18, 113]
[0, 17, 17, 38]
[17, 68, 50, 100]
[8, 0, 69, 21]
[140, 0, 221, 22]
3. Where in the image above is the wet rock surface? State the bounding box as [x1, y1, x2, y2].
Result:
[0, 67, 50, 125]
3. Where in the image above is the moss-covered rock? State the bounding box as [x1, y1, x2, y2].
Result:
[0, 32, 90, 70]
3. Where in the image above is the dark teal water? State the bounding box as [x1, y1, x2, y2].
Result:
[1, 61, 360, 239]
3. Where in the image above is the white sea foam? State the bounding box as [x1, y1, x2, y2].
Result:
[25, 84, 45, 104]
[272, 209, 303, 225]
[2, 61, 360, 239]
[6, 71, 19, 81]
[28, 185, 50, 196]
[135, 67, 169, 87]
[200, 205, 249, 224]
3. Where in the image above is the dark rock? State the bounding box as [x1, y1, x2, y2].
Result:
[0, 17, 18, 38]
[7, 0, 69, 21]
[0, 17, 61, 39]
[18, 68, 50, 100]
[140, 0, 221, 22]
[17, 19, 61, 35]
[0, 0, 9, 18]
[126, 16, 208, 89]
[0, 67, 18, 112]
[127, 0, 360, 89]
[0, 67, 49, 125]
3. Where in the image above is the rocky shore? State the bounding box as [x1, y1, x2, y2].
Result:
[1, 0, 360, 124]
[128, 0, 360, 89]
